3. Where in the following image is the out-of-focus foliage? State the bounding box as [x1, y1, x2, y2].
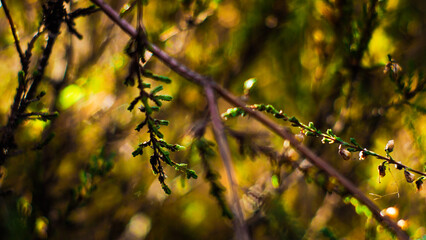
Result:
[0, 0, 425, 239]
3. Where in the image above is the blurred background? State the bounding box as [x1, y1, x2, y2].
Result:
[0, 0, 425, 239]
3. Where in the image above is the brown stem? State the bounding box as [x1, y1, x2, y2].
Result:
[205, 86, 250, 240]
[89, 0, 409, 238]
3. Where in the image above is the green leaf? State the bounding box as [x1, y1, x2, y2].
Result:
[150, 85, 163, 95]
[132, 147, 143, 157]
[156, 119, 169, 126]
[265, 105, 278, 114]
[161, 183, 172, 194]
[143, 70, 172, 83]
[155, 95, 173, 101]
[174, 144, 186, 151]
[142, 82, 151, 88]
[127, 97, 140, 111]
[151, 126, 164, 139]
[135, 120, 147, 131]
[186, 169, 198, 179]
[350, 138, 360, 146]
[306, 131, 316, 137]
[288, 116, 300, 125]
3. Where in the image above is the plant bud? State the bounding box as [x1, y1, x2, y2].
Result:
[378, 162, 386, 177]
[295, 133, 304, 143]
[338, 145, 351, 160]
[359, 150, 367, 161]
[404, 169, 415, 183]
[385, 140, 394, 152]
[394, 161, 403, 170]
[415, 178, 423, 191]
[380, 206, 398, 219]
[397, 219, 408, 230]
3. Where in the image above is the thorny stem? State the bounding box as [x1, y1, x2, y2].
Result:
[89, 0, 409, 239]
[205, 86, 250, 240]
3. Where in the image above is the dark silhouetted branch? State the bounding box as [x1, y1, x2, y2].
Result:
[0, 0, 26, 71]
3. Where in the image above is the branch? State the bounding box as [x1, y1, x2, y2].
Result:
[89, 1, 409, 239]
[0, 0, 26, 71]
[19, 112, 58, 121]
[205, 86, 250, 240]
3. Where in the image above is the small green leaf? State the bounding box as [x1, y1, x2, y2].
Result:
[157, 120, 169, 126]
[161, 183, 172, 194]
[289, 116, 300, 125]
[186, 169, 198, 179]
[265, 105, 278, 114]
[143, 70, 172, 83]
[132, 147, 143, 157]
[150, 85, 163, 95]
[142, 82, 151, 88]
[175, 144, 186, 151]
[135, 120, 147, 131]
[151, 126, 164, 138]
[306, 131, 316, 137]
[156, 95, 173, 101]
[350, 138, 360, 147]
[127, 97, 140, 111]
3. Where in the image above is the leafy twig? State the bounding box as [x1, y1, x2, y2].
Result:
[222, 104, 426, 179]
[125, 12, 196, 194]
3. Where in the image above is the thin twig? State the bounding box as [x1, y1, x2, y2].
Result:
[89, 1, 409, 239]
[205, 86, 250, 240]
[0, 0, 26, 71]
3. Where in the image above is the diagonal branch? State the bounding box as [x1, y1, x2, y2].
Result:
[0, 0, 26, 72]
[89, 0, 409, 239]
[205, 86, 250, 240]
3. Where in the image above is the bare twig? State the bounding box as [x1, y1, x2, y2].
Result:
[18, 112, 58, 121]
[89, 0, 409, 239]
[205, 86, 250, 240]
[0, 0, 26, 71]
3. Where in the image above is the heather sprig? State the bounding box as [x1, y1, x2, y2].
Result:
[222, 104, 426, 185]
[125, 26, 197, 194]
